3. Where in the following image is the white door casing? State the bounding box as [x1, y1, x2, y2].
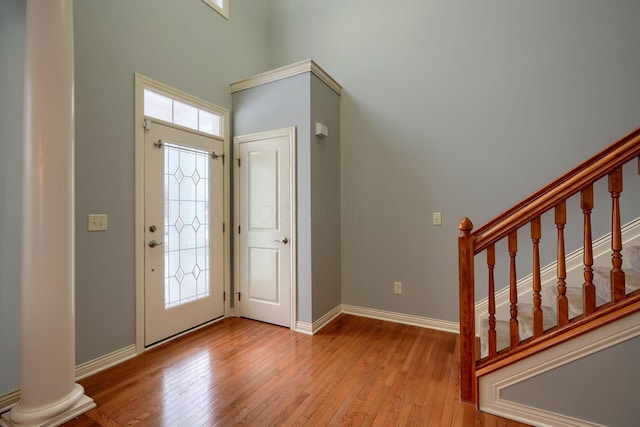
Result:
[134, 74, 231, 353]
[144, 122, 224, 346]
[234, 127, 296, 328]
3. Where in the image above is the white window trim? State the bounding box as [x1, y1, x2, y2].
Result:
[134, 73, 231, 354]
[202, 0, 229, 20]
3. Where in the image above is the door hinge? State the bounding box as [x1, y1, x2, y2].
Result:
[222, 222, 225, 233]
[238, 225, 241, 234]
[223, 291, 226, 302]
[143, 119, 152, 130]
[236, 292, 241, 302]
[237, 158, 241, 167]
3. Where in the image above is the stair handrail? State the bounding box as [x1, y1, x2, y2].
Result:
[458, 126, 640, 404]
[472, 127, 640, 253]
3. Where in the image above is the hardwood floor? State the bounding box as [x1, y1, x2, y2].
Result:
[63, 314, 530, 426]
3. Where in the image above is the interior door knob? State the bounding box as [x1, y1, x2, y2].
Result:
[274, 237, 289, 244]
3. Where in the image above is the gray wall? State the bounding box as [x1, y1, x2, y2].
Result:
[1, 0, 273, 395]
[310, 74, 342, 320]
[0, 0, 25, 396]
[3, 0, 640, 416]
[72, 0, 271, 363]
[502, 335, 640, 426]
[232, 73, 314, 323]
[270, 0, 640, 322]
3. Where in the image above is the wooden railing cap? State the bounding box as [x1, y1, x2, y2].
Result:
[459, 217, 473, 234]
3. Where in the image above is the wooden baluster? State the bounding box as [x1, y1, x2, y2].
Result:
[508, 231, 519, 348]
[581, 185, 596, 315]
[609, 167, 625, 302]
[556, 201, 569, 326]
[531, 217, 543, 337]
[487, 244, 497, 357]
[458, 218, 476, 404]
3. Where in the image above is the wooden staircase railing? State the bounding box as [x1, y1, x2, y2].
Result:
[458, 126, 640, 404]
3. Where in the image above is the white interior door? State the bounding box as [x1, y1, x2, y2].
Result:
[144, 122, 224, 346]
[235, 127, 296, 328]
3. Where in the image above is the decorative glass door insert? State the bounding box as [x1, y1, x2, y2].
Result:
[164, 144, 211, 309]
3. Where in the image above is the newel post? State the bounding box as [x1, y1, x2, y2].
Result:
[458, 217, 477, 404]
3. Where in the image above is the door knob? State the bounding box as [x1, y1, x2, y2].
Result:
[148, 240, 164, 248]
[274, 237, 289, 245]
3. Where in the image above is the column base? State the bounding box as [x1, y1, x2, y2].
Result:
[0, 384, 95, 427]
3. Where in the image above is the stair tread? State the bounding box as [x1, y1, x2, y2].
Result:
[479, 304, 555, 358]
[592, 266, 640, 301]
[543, 286, 608, 319]
[479, 245, 640, 359]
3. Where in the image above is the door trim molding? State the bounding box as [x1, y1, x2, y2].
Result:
[233, 127, 297, 329]
[134, 73, 231, 354]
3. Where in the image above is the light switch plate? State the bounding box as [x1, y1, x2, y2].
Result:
[88, 214, 108, 231]
[432, 212, 442, 225]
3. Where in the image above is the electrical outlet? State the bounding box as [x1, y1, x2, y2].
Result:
[394, 281, 402, 295]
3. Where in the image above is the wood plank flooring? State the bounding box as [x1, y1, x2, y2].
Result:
[63, 314, 530, 426]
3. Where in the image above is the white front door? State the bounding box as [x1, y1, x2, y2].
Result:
[144, 122, 225, 346]
[235, 127, 296, 328]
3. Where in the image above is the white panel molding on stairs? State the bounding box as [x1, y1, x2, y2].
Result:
[0, 345, 137, 415]
[478, 310, 640, 427]
[475, 217, 640, 330]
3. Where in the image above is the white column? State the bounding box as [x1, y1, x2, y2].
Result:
[0, 0, 95, 426]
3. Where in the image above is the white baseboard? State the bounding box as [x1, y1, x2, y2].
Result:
[295, 305, 459, 336]
[341, 304, 459, 334]
[76, 344, 137, 380]
[312, 305, 342, 334]
[293, 305, 342, 335]
[294, 321, 313, 335]
[0, 344, 137, 414]
[479, 310, 640, 427]
[0, 391, 19, 416]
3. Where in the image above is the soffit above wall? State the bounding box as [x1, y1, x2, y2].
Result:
[230, 59, 342, 96]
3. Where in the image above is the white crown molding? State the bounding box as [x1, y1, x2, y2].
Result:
[230, 59, 342, 96]
[479, 311, 640, 427]
[341, 304, 459, 334]
[475, 217, 640, 330]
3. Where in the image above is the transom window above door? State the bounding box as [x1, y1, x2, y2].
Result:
[144, 89, 223, 138]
